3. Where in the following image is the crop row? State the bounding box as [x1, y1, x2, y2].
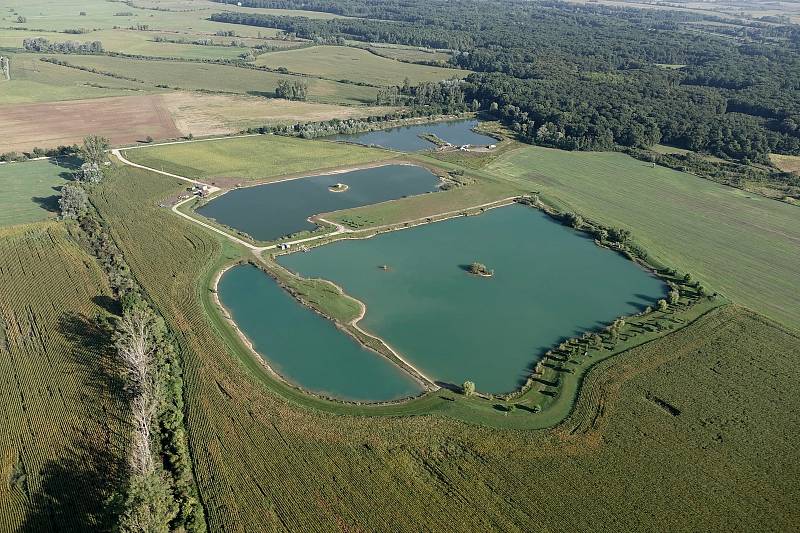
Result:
[0, 223, 127, 532]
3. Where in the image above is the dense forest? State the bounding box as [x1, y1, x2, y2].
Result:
[211, 0, 800, 163]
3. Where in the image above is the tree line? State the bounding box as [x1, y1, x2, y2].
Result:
[22, 37, 103, 54]
[209, 0, 800, 164]
[59, 137, 206, 532]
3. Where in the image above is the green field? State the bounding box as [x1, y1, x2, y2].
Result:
[2, 0, 342, 34]
[488, 145, 800, 330]
[363, 44, 452, 64]
[0, 29, 247, 60]
[0, 159, 74, 227]
[0, 222, 124, 531]
[0, 53, 151, 105]
[122, 135, 394, 182]
[84, 162, 800, 530]
[255, 45, 467, 86]
[45, 54, 379, 105]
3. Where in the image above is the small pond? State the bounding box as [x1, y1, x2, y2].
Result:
[218, 264, 424, 401]
[197, 164, 440, 242]
[278, 204, 667, 395]
[331, 119, 496, 151]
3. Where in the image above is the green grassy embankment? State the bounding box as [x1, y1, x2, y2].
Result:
[122, 134, 395, 182]
[487, 144, 800, 330]
[0, 159, 74, 227]
[71, 161, 800, 529]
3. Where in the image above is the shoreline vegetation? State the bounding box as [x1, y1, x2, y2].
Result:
[115, 116, 724, 422]
[211, 195, 719, 417]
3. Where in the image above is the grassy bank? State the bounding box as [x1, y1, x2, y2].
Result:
[0, 159, 73, 227]
[122, 134, 394, 182]
[79, 161, 800, 529]
[488, 144, 800, 330]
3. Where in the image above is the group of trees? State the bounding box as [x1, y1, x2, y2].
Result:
[211, 0, 800, 164]
[22, 37, 103, 54]
[375, 79, 467, 113]
[275, 79, 308, 100]
[58, 150, 205, 530]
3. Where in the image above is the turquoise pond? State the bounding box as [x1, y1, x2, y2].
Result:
[331, 119, 496, 151]
[218, 264, 424, 401]
[219, 205, 667, 400]
[197, 164, 440, 242]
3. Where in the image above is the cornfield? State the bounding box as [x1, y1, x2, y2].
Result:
[81, 164, 800, 531]
[0, 223, 127, 532]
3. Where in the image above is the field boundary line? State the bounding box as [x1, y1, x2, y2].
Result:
[112, 149, 221, 190]
[116, 133, 262, 151]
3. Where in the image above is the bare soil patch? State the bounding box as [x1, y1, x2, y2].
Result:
[0, 94, 182, 153]
[771, 153, 800, 174]
[159, 92, 396, 137]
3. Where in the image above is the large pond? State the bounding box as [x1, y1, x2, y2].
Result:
[218, 264, 424, 401]
[279, 204, 667, 395]
[331, 119, 496, 151]
[197, 164, 440, 241]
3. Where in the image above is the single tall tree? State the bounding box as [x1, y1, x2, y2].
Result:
[81, 135, 110, 166]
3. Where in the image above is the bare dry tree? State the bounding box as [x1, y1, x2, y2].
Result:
[115, 306, 159, 476]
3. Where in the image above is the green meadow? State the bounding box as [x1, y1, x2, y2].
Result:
[488, 145, 800, 330]
[122, 135, 394, 181]
[0, 159, 74, 227]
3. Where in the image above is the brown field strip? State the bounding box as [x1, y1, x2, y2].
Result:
[0, 94, 181, 153]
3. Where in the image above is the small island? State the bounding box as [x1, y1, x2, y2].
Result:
[467, 262, 494, 277]
[329, 182, 349, 193]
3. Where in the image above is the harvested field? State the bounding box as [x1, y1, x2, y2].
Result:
[0, 94, 181, 153]
[160, 92, 396, 137]
[771, 153, 800, 174]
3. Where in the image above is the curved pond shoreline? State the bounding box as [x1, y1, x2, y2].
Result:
[278, 204, 668, 395]
[216, 262, 428, 403]
[213, 201, 668, 402]
[197, 163, 443, 242]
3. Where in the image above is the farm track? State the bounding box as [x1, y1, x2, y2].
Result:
[112, 146, 516, 391]
[83, 160, 800, 531]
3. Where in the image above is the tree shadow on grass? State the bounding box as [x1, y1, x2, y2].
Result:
[17, 312, 134, 531]
[30, 195, 61, 214]
[246, 90, 277, 98]
[19, 435, 125, 532]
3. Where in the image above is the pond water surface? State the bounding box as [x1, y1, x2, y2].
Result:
[331, 119, 496, 151]
[218, 264, 424, 401]
[197, 164, 440, 241]
[278, 205, 666, 395]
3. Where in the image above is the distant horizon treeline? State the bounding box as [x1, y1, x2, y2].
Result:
[209, 0, 800, 163]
